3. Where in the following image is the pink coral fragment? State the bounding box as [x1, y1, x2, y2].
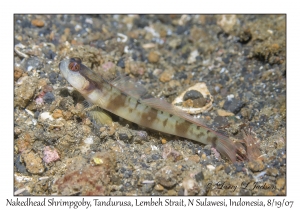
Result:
[35, 97, 44, 105]
[43, 146, 60, 164]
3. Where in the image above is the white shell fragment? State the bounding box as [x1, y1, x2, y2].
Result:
[172, 82, 213, 114]
[40, 112, 54, 121]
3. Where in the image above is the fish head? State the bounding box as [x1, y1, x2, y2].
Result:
[59, 57, 96, 94]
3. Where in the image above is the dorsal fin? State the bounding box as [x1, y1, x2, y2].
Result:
[109, 75, 153, 100]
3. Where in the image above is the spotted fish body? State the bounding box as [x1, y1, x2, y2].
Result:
[59, 57, 245, 163]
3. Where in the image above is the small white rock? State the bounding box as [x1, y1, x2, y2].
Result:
[188, 50, 199, 64]
[227, 94, 235, 101]
[206, 165, 215, 171]
[40, 112, 54, 121]
[84, 136, 94, 144]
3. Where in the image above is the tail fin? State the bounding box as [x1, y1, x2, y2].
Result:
[242, 129, 262, 161]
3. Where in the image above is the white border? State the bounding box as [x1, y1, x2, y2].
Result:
[1, 0, 297, 209]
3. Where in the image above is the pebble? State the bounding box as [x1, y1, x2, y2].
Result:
[182, 178, 199, 195]
[187, 49, 199, 64]
[43, 146, 60, 164]
[234, 163, 244, 172]
[167, 189, 177, 196]
[37, 78, 48, 88]
[189, 27, 207, 43]
[22, 57, 43, 71]
[223, 97, 245, 114]
[84, 136, 94, 144]
[217, 109, 234, 117]
[248, 159, 265, 172]
[40, 112, 54, 121]
[154, 184, 164, 191]
[152, 154, 160, 160]
[174, 71, 187, 80]
[176, 25, 186, 35]
[195, 171, 204, 181]
[159, 70, 173, 82]
[276, 177, 285, 190]
[203, 149, 211, 156]
[21, 150, 44, 174]
[118, 133, 129, 141]
[201, 153, 207, 160]
[148, 51, 160, 63]
[152, 68, 163, 77]
[43, 92, 55, 104]
[206, 165, 215, 171]
[52, 109, 63, 119]
[161, 138, 167, 144]
[45, 49, 56, 60]
[31, 19, 45, 27]
[14, 154, 27, 174]
[16, 135, 31, 153]
[82, 125, 91, 135]
[215, 164, 224, 172]
[214, 116, 228, 127]
[142, 183, 155, 194]
[188, 155, 200, 163]
[217, 15, 237, 33]
[266, 168, 279, 177]
[168, 38, 181, 49]
[14, 67, 23, 81]
[14, 76, 37, 108]
[48, 72, 58, 84]
[117, 57, 125, 68]
[178, 188, 184, 196]
[155, 165, 179, 187]
[240, 107, 251, 119]
[225, 166, 231, 174]
[62, 111, 73, 120]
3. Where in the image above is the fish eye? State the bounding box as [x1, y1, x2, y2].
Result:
[68, 57, 82, 72]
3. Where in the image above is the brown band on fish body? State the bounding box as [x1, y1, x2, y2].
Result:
[162, 118, 168, 127]
[107, 93, 127, 111]
[175, 120, 191, 136]
[140, 107, 157, 126]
